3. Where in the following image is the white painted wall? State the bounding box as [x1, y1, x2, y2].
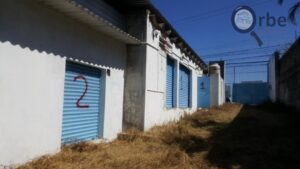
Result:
[0, 42, 66, 166]
[0, 0, 126, 166]
[143, 12, 202, 130]
[210, 73, 225, 107]
[102, 68, 124, 140]
[220, 77, 225, 104]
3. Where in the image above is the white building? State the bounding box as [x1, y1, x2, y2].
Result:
[0, 0, 210, 167]
[122, 4, 207, 131]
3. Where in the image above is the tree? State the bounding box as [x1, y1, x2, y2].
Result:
[278, 0, 300, 25]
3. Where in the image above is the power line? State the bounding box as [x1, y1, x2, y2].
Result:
[226, 61, 269, 65]
[226, 71, 267, 74]
[173, 0, 273, 25]
[206, 54, 272, 62]
[173, 6, 232, 24]
[204, 51, 278, 61]
[225, 55, 271, 61]
[198, 34, 293, 52]
[202, 43, 288, 58]
[226, 64, 268, 68]
[173, 0, 272, 24]
[204, 48, 283, 58]
[203, 44, 286, 58]
[204, 52, 276, 61]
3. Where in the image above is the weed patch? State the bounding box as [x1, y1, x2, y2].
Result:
[18, 103, 300, 169]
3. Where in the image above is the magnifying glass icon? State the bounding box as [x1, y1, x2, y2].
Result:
[231, 6, 263, 46]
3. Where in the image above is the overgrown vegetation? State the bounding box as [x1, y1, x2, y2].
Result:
[18, 103, 300, 169]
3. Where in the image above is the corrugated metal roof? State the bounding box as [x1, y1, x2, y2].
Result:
[37, 0, 141, 44]
[74, 0, 127, 30]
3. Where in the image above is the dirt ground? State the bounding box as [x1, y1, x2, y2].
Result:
[18, 103, 300, 169]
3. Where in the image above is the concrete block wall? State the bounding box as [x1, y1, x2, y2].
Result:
[0, 0, 127, 166]
[278, 39, 300, 110]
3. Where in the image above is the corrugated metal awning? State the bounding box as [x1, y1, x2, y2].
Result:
[37, 0, 141, 44]
[105, 0, 208, 70]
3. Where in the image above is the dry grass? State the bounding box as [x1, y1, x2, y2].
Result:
[17, 103, 300, 169]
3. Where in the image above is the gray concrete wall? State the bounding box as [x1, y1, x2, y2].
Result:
[0, 0, 127, 166]
[123, 11, 147, 130]
[123, 45, 147, 130]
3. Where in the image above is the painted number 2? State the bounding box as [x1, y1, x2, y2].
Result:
[73, 75, 89, 108]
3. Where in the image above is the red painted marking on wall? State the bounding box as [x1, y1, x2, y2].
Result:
[73, 75, 89, 108]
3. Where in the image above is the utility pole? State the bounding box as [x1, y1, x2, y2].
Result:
[233, 66, 236, 84]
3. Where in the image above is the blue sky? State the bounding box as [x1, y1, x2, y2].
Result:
[151, 0, 300, 84]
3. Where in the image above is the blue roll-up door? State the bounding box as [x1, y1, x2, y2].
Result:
[166, 57, 176, 108]
[197, 76, 210, 108]
[62, 62, 102, 144]
[179, 65, 191, 108]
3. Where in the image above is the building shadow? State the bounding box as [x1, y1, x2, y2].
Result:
[206, 103, 300, 169]
[0, 0, 126, 70]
